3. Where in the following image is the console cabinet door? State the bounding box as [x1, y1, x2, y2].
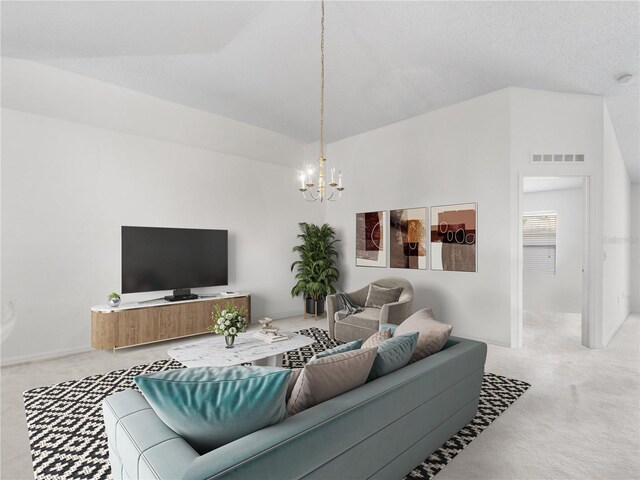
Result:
[91, 296, 251, 349]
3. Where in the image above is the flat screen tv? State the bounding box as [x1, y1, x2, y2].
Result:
[122, 226, 228, 299]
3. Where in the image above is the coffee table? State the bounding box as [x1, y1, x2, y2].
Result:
[168, 331, 315, 367]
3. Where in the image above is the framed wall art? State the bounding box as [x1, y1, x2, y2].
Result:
[390, 207, 427, 269]
[430, 203, 477, 272]
[356, 211, 387, 267]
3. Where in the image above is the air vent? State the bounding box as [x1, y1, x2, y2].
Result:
[531, 153, 585, 164]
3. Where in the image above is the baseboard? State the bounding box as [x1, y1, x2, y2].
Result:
[1, 346, 92, 368]
[264, 310, 307, 321]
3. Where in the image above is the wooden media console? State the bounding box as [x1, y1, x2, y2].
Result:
[91, 294, 251, 351]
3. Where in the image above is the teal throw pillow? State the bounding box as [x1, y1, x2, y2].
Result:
[367, 333, 419, 382]
[135, 366, 291, 454]
[310, 339, 363, 361]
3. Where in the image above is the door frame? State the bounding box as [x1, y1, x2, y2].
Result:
[516, 174, 596, 348]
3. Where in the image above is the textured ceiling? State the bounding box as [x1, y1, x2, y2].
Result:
[2, 1, 639, 180]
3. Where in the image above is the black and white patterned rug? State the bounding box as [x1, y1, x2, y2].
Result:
[23, 328, 530, 480]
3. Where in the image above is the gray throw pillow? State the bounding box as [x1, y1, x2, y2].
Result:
[364, 284, 403, 308]
[394, 308, 453, 362]
[287, 347, 378, 416]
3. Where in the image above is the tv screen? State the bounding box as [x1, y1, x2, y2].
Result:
[121, 226, 228, 294]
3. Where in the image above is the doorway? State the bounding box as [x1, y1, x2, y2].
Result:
[520, 176, 589, 348]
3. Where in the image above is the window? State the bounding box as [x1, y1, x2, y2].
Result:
[523, 213, 557, 275]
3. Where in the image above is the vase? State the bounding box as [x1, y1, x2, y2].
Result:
[225, 335, 236, 348]
[107, 297, 121, 308]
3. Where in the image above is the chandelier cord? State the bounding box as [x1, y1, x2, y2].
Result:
[319, 0, 325, 159]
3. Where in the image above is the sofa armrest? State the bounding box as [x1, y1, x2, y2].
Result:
[103, 389, 199, 480]
[379, 298, 413, 325]
[326, 294, 338, 339]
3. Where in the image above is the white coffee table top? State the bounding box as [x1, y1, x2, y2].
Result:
[168, 331, 315, 368]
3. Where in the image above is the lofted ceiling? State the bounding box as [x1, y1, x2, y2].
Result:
[2, 1, 639, 180]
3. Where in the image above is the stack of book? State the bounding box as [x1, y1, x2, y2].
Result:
[253, 331, 288, 343]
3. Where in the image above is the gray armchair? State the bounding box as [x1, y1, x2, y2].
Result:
[326, 277, 414, 342]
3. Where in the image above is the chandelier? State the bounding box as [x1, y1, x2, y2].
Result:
[298, 0, 344, 202]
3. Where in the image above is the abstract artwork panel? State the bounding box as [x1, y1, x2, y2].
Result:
[356, 211, 387, 267]
[430, 203, 477, 272]
[390, 208, 427, 269]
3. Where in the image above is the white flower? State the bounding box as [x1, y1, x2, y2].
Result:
[225, 320, 231, 326]
[225, 313, 233, 320]
[218, 318, 224, 325]
[221, 310, 227, 316]
[229, 327, 237, 335]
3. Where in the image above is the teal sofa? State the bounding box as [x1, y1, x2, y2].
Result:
[103, 336, 487, 480]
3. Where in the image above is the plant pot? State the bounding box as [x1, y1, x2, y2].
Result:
[305, 297, 325, 315]
[107, 297, 121, 308]
[225, 335, 236, 348]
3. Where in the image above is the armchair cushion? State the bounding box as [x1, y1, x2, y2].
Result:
[335, 307, 380, 330]
[364, 284, 403, 308]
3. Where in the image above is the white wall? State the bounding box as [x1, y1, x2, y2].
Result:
[602, 107, 632, 344]
[509, 88, 605, 347]
[1, 58, 301, 167]
[631, 183, 640, 312]
[523, 187, 584, 313]
[316, 89, 513, 346]
[1, 61, 323, 365]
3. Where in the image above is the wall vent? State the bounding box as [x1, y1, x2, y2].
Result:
[531, 153, 585, 164]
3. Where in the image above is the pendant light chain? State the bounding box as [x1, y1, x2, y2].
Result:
[297, 0, 344, 202]
[319, 0, 325, 159]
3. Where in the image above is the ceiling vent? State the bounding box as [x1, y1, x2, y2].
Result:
[531, 153, 585, 164]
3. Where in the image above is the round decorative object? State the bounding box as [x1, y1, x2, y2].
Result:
[225, 335, 236, 348]
[107, 297, 121, 308]
[258, 318, 273, 329]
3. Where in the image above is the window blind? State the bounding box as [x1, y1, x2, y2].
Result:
[523, 213, 557, 275]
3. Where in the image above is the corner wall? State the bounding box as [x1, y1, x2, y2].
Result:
[632, 183, 640, 312]
[509, 88, 605, 347]
[1, 60, 322, 365]
[602, 106, 632, 344]
[318, 90, 513, 346]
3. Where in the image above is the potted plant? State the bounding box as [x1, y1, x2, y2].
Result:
[291, 222, 340, 316]
[107, 292, 121, 308]
[208, 303, 247, 348]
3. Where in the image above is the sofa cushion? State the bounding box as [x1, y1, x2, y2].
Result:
[135, 366, 291, 454]
[394, 308, 453, 362]
[311, 339, 363, 361]
[362, 328, 391, 348]
[364, 284, 403, 308]
[287, 347, 378, 416]
[367, 333, 419, 382]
